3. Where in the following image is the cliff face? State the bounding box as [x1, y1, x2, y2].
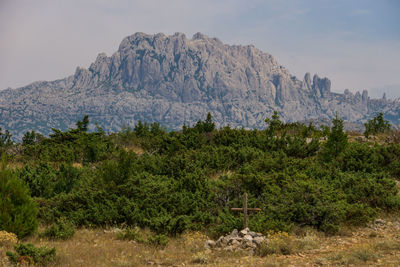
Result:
[1, 32, 398, 139]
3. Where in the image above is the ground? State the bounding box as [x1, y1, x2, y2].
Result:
[1, 214, 400, 267]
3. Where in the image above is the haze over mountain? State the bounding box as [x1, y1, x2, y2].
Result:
[1, 32, 399, 139]
[368, 85, 400, 99]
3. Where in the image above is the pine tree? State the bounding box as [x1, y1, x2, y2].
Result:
[364, 112, 391, 138]
[76, 115, 89, 132]
[265, 111, 282, 136]
[321, 114, 348, 161]
[0, 128, 13, 147]
[0, 157, 38, 238]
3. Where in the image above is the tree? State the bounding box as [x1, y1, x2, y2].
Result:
[0, 128, 13, 147]
[22, 130, 44, 146]
[0, 158, 38, 238]
[265, 111, 282, 136]
[321, 114, 348, 161]
[203, 112, 215, 133]
[364, 112, 391, 138]
[134, 120, 150, 137]
[194, 112, 215, 133]
[76, 115, 89, 132]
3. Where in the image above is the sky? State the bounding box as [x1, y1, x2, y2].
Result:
[1, 0, 400, 98]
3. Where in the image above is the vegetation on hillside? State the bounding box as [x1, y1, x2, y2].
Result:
[1, 112, 400, 242]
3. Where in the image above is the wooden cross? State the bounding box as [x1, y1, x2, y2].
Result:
[231, 193, 261, 229]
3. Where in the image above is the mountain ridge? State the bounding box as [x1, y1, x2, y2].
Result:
[1, 32, 399, 139]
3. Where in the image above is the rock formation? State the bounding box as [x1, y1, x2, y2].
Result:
[1, 32, 399, 139]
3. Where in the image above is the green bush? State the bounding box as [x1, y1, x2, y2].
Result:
[13, 115, 400, 237]
[0, 166, 38, 238]
[116, 227, 169, 247]
[147, 233, 169, 247]
[19, 163, 58, 198]
[6, 243, 56, 265]
[116, 227, 146, 242]
[40, 218, 75, 240]
[364, 112, 391, 138]
[19, 162, 81, 199]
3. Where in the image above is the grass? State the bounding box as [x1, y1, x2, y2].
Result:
[1, 216, 400, 266]
[327, 245, 378, 265]
[256, 231, 296, 256]
[372, 239, 400, 252]
[295, 231, 319, 251]
[116, 227, 169, 247]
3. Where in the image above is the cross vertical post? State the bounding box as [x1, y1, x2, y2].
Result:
[243, 192, 248, 229]
[231, 193, 261, 229]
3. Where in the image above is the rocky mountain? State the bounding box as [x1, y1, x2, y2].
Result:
[1, 32, 399, 139]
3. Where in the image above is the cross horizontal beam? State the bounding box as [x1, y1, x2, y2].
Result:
[231, 208, 261, 212]
[230, 193, 261, 229]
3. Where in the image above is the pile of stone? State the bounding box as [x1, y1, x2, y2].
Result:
[204, 228, 266, 252]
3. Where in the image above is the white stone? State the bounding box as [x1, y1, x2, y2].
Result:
[231, 229, 238, 237]
[243, 234, 253, 242]
[204, 240, 216, 249]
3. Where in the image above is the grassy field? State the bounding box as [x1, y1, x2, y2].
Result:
[2, 214, 400, 267]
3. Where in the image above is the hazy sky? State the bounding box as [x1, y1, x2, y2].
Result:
[1, 0, 399, 98]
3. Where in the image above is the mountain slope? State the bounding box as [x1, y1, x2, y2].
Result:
[1, 32, 399, 139]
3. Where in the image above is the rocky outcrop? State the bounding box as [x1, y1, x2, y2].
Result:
[205, 228, 266, 253]
[0, 32, 399, 139]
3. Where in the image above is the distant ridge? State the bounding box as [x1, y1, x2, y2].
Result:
[1, 32, 399, 139]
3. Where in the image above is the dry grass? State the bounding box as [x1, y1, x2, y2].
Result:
[257, 231, 296, 256]
[327, 244, 378, 265]
[345, 130, 400, 145]
[1, 216, 400, 266]
[125, 145, 145, 155]
[346, 130, 362, 137]
[209, 170, 234, 180]
[0, 231, 18, 246]
[385, 129, 400, 144]
[295, 231, 319, 251]
[72, 162, 83, 168]
[5, 161, 25, 169]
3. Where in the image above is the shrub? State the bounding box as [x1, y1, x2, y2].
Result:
[0, 230, 18, 247]
[364, 112, 391, 138]
[19, 163, 82, 199]
[6, 243, 56, 265]
[15, 116, 400, 237]
[40, 218, 75, 240]
[116, 227, 169, 247]
[147, 233, 169, 247]
[19, 163, 58, 198]
[0, 166, 38, 238]
[116, 227, 145, 243]
[256, 231, 296, 256]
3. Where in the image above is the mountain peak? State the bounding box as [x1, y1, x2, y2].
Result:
[1, 32, 398, 139]
[192, 32, 208, 40]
